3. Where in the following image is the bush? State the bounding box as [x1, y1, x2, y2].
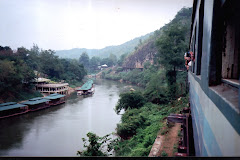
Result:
[115, 91, 146, 114]
[77, 132, 115, 157]
[117, 109, 147, 139]
[116, 67, 123, 72]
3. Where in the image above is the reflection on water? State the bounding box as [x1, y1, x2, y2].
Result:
[0, 79, 142, 156]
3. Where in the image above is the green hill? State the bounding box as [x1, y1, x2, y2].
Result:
[55, 32, 153, 59]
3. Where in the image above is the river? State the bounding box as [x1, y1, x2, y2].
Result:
[0, 79, 142, 156]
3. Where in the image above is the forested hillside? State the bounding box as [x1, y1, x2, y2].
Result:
[55, 32, 152, 59]
[0, 45, 86, 102]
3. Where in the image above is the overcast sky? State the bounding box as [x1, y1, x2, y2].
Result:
[0, 0, 193, 50]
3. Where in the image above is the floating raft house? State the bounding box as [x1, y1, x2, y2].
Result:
[77, 80, 94, 91]
[76, 80, 94, 95]
[0, 102, 27, 111]
[21, 97, 50, 111]
[43, 93, 66, 105]
[44, 93, 65, 100]
[0, 102, 28, 118]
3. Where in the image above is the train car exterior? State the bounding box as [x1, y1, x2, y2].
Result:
[188, 0, 240, 156]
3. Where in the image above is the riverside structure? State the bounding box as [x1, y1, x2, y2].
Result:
[76, 80, 94, 95]
[0, 94, 66, 119]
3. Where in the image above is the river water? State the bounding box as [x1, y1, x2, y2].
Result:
[0, 79, 142, 156]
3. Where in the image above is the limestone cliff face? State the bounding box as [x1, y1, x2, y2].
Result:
[122, 7, 192, 69]
[123, 39, 158, 69]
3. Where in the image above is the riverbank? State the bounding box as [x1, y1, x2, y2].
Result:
[113, 96, 188, 156]
[98, 67, 147, 87]
[0, 79, 86, 103]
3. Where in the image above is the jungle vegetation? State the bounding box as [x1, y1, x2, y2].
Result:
[77, 7, 192, 157]
[0, 45, 86, 102]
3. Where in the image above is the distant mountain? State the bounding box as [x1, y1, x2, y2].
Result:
[55, 32, 153, 59]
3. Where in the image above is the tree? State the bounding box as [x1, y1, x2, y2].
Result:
[156, 24, 187, 71]
[143, 70, 170, 104]
[115, 91, 146, 114]
[38, 49, 63, 79]
[156, 16, 189, 99]
[79, 52, 90, 69]
[89, 56, 101, 70]
[77, 132, 117, 157]
[109, 53, 117, 66]
[0, 60, 16, 93]
[117, 53, 128, 66]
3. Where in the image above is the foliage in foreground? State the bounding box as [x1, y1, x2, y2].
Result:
[77, 132, 118, 157]
[78, 96, 188, 157]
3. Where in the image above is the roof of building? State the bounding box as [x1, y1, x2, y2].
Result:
[35, 78, 51, 83]
[76, 80, 93, 91]
[36, 83, 69, 88]
[21, 97, 50, 105]
[101, 64, 108, 67]
[44, 93, 65, 100]
[0, 103, 27, 111]
[29, 97, 43, 101]
[0, 102, 17, 107]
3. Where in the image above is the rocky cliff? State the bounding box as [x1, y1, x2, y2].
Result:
[122, 32, 161, 69]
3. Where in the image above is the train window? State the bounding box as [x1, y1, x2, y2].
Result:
[209, 0, 240, 111]
[191, 26, 197, 73]
[221, 0, 240, 88]
[196, 0, 204, 75]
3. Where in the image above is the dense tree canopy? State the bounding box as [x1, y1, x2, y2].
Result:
[89, 56, 101, 70]
[115, 91, 146, 114]
[79, 52, 90, 68]
[156, 8, 191, 99]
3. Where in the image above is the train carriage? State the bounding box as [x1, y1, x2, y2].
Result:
[188, 0, 240, 156]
